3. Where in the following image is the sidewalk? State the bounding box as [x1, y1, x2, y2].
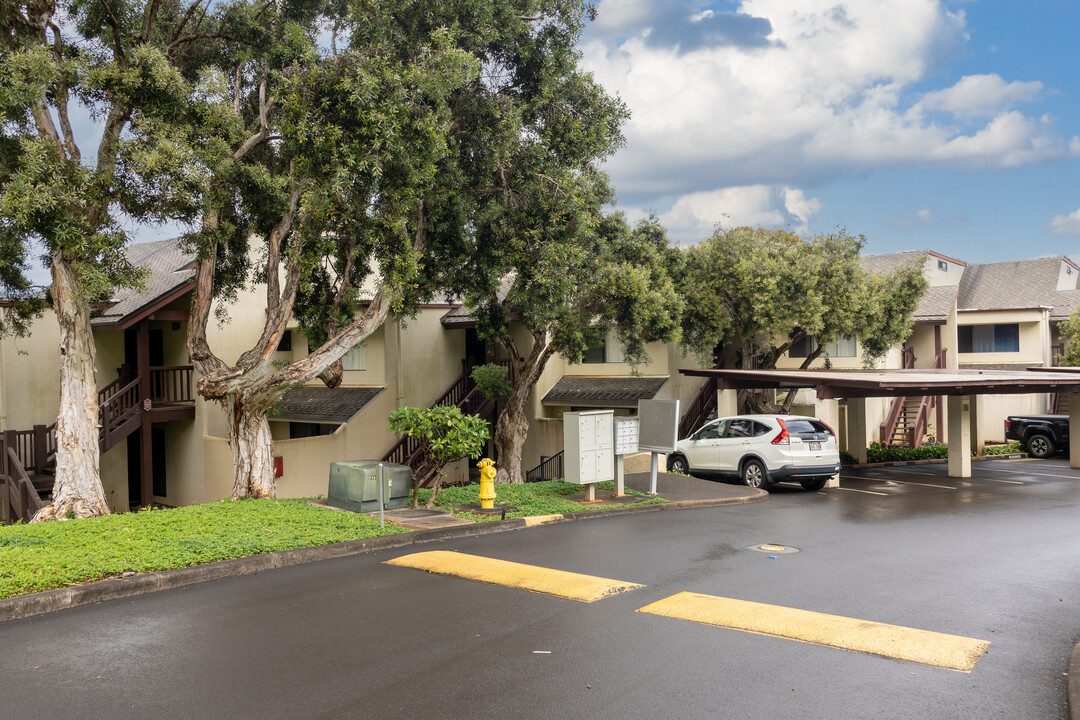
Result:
[0, 473, 765, 623]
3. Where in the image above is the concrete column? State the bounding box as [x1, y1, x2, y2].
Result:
[847, 397, 868, 464]
[969, 395, 984, 457]
[947, 395, 972, 478]
[1071, 392, 1079, 470]
[716, 388, 738, 418]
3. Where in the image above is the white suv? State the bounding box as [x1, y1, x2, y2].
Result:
[667, 414, 841, 491]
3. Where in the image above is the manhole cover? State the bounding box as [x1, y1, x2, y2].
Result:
[748, 544, 799, 554]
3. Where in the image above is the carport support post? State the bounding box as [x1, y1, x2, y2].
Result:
[717, 388, 737, 418]
[969, 395, 984, 457]
[846, 397, 868, 464]
[947, 395, 972, 478]
[1071, 391, 1080, 469]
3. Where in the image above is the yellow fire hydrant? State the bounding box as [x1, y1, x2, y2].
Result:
[477, 458, 497, 509]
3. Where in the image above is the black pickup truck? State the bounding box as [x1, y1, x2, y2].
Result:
[1004, 415, 1070, 458]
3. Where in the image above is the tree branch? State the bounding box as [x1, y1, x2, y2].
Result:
[98, 0, 128, 66]
[47, 23, 80, 163]
[140, 0, 162, 43]
[169, 0, 203, 45]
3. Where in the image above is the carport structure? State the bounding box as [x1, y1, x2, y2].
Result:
[680, 368, 1080, 477]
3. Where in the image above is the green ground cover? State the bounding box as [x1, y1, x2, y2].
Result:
[0, 481, 664, 599]
[0, 498, 407, 599]
[421, 479, 665, 521]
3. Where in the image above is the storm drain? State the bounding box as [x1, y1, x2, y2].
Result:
[748, 544, 799, 554]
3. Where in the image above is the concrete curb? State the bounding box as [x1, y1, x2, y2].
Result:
[0, 491, 765, 624]
[1070, 641, 1080, 720]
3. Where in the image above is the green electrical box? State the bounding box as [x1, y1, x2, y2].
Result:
[327, 461, 411, 513]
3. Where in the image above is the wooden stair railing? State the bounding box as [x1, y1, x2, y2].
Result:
[380, 371, 499, 487]
[1, 436, 43, 524]
[679, 376, 718, 439]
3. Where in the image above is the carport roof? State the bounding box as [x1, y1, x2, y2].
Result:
[679, 367, 1080, 399]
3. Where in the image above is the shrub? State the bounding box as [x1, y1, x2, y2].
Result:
[983, 441, 1023, 456]
[865, 441, 949, 463]
[471, 363, 510, 401]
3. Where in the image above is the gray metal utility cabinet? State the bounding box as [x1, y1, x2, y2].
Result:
[328, 461, 410, 513]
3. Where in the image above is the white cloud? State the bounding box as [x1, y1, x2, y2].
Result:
[893, 209, 934, 229]
[920, 74, 1042, 116]
[639, 184, 822, 244]
[580, 0, 1071, 201]
[1050, 209, 1080, 236]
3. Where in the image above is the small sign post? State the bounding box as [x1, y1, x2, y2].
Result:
[638, 399, 680, 495]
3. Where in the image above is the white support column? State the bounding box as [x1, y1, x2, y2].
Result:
[847, 397, 868, 464]
[1071, 392, 1079, 470]
[969, 395, 984, 457]
[948, 395, 972, 478]
[717, 388, 738, 418]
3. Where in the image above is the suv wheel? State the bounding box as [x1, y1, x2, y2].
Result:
[1026, 434, 1055, 458]
[668, 454, 691, 475]
[741, 459, 770, 489]
[800, 477, 828, 491]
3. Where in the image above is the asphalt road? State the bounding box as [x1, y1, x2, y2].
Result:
[2, 458, 1079, 719]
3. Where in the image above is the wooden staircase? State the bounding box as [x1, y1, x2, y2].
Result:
[1052, 392, 1071, 415]
[879, 348, 946, 448]
[3, 366, 195, 514]
[886, 397, 923, 445]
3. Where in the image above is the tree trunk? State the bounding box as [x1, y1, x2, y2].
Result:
[492, 330, 554, 483]
[226, 395, 277, 500]
[32, 254, 110, 521]
[493, 391, 529, 484]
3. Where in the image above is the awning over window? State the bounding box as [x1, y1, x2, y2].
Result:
[542, 376, 668, 407]
[272, 387, 384, 423]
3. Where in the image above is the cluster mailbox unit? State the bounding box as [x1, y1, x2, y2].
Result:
[563, 410, 615, 501]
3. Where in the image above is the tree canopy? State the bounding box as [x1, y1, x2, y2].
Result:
[679, 227, 928, 391]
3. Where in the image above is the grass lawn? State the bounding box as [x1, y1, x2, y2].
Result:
[421, 479, 664, 521]
[0, 481, 663, 600]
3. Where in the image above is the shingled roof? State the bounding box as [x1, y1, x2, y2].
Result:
[541, 375, 667, 407]
[957, 256, 1080, 319]
[272, 386, 385, 423]
[91, 237, 196, 328]
[912, 285, 959, 323]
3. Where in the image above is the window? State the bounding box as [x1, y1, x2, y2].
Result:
[938, 259, 948, 271]
[581, 329, 630, 363]
[724, 419, 755, 438]
[342, 343, 366, 370]
[276, 331, 292, 352]
[958, 324, 1020, 353]
[789, 334, 856, 358]
[289, 423, 337, 439]
[824, 335, 857, 358]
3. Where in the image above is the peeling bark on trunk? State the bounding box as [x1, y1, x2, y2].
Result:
[226, 395, 277, 500]
[493, 330, 554, 483]
[32, 254, 109, 521]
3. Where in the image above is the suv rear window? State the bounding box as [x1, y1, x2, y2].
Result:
[784, 419, 831, 435]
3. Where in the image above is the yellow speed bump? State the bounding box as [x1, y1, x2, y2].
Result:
[638, 592, 989, 672]
[385, 550, 644, 603]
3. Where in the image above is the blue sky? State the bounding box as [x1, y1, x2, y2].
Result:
[579, 0, 1080, 263]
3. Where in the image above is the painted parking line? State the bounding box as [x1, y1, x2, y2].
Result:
[980, 467, 1080, 480]
[384, 551, 644, 603]
[835, 486, 889, 496]
[897, 481, 957, 490]
[637, 592, 989, 672]
[974, 476, 1024, 485]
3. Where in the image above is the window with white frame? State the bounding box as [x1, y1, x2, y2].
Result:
[342, 343, 366, 370]
[789, 333, 857, 358]
[958, 324, 1019, 353]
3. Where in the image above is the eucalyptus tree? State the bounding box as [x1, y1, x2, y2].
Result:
[465, 208, 683, 482]
[186, 0, 650, 494]
[679, 227, 927, 411]
[0, 0, 234, 519]
[183, 0, 477, 499]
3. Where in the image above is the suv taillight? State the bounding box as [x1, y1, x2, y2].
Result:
[771, 418, 790, 445]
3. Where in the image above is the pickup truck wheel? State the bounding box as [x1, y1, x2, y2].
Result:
[742, 459, 770, 489]
[800, 477, 828, 491]
[1026, 434, 1055, 458]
